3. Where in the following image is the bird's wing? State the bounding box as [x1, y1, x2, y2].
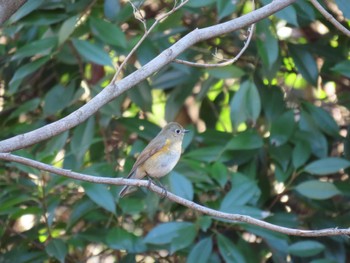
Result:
[126, 137, 168, 179]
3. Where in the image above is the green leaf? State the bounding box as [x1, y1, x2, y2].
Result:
[187, 238, 213, 263]
[106, 228, 146, 253]
[304, 158, 350, 175]
[288, 241, 325, 257]
[89, 17, 127, 48]
[208, 66, 245, 79]
[22, 13, 67, 25]
[295, 0, 316, 21]
[332, 60, 350, 78]
[210, 162, 228, 187]
[144, 222, 194, 245]
[127, 81, 152, 112]
[310, 259, 338, 263]
[119, 197, 145, 214]
[169, 223, 196, 254]
[59, 16, 78, 45]
[256, 19, 279, 69]
[169, 172, 194, 200]
[289, 45, 318, 86]
[217, 0, 236, 20]
[270, 110, 296, 146]
[298, 114, 328, 158]
[230, 80, 261, 129]
[151, 69, 190, 89]
[275, 5, 298, 26]
[71, 39, 113, 66]
[217, 234, 245, 263]
[295, 180, 340, 200]
[220, 173, 260, 208]
[71, 117, 95, 162]
[334, 0, 350, 19]
[197, 216, 212, 232]
[12, 37, 57, 60]
[9, 0, 44, 23]
[82, 183, 116, 214]
[45, 239, 67, 263]
[43, 84, 75, 116]
[302, 102, 339, 137]
[292, 141, 311, 169]
[260, 85, 286, 122]
[226, 129, 263, 150]
[9, 56, 50, 94]
[44, 131, 69, 156]
[7, 98, 40, 121]
[185, 146, 223, 162]
[186, 0, 216, 8]
[104, 0, 121, 20]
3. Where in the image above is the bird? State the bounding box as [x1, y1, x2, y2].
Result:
[119, 122, 189, 197]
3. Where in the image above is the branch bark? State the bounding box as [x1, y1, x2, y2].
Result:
[1, 152, 349, 237]
[0, 0, 27, 24]
[0, 0, 297, 153]
[309, 0, 350, 37]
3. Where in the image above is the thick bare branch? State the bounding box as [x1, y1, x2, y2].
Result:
[0, 0, 27, 24]
[1, 152, 349, 237]
[309, 0, 350, 37]
[0, 0, 297, 153]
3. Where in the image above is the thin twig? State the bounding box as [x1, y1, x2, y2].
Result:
[112, 0, 190, 83]
[174, 1, 256, 68]
[128, 0, 147, 31]
[309, 0, 350, 37]
[1, 152, 350, 237]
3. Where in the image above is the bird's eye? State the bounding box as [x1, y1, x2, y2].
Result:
[175, 129, 181, 134]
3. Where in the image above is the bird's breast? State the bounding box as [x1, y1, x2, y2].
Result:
[143, 141, 181, 178]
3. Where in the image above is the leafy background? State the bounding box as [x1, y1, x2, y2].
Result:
[1, 0, 350, 262]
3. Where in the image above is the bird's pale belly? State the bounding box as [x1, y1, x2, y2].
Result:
[143, 149, 180, 178]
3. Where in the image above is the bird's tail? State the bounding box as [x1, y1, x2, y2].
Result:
[119, 185, 135, 198]
[119, 171, 136, 198]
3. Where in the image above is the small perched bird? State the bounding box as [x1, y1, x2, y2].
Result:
[119, 122, 189, 197]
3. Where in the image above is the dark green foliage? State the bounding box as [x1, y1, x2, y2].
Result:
[1, 0, 350, 262]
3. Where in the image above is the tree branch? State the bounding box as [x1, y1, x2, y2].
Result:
[0, 0, 297, 153]
[112, 0, 189, 83]
[309, 0, 350, 37]
[1, 152, 349, 237]
[174, 23, 255, 68]
[174, 0, 255, 68]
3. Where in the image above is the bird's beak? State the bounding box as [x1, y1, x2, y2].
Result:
[183, 129, 189, 134]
